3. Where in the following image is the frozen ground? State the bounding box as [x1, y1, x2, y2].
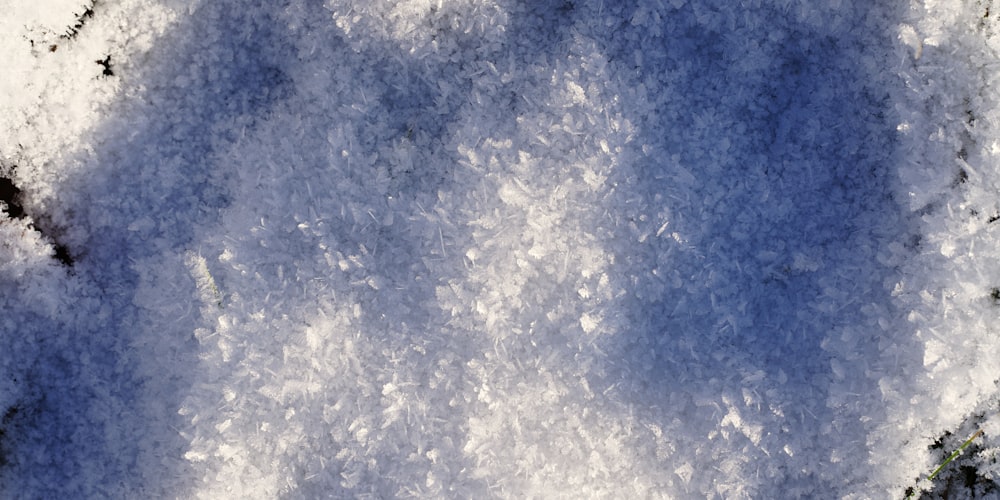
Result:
[1, 0, 1000, 498]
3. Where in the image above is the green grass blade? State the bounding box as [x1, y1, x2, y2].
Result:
[906, 429, 984, 499]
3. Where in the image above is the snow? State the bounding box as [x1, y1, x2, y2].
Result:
[1, 0, 1000, 498]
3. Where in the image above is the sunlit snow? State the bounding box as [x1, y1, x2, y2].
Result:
[2, 0, 1000, 498]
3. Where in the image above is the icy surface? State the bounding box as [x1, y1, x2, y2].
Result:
[2, 0, 1000, 498]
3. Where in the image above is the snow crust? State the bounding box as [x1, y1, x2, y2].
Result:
[2, 0, 1000, 498]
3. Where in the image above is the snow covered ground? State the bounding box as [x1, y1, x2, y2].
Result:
[2, 0, 1000, 498]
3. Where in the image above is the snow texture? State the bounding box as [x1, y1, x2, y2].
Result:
[1, 0, 1000, 498]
